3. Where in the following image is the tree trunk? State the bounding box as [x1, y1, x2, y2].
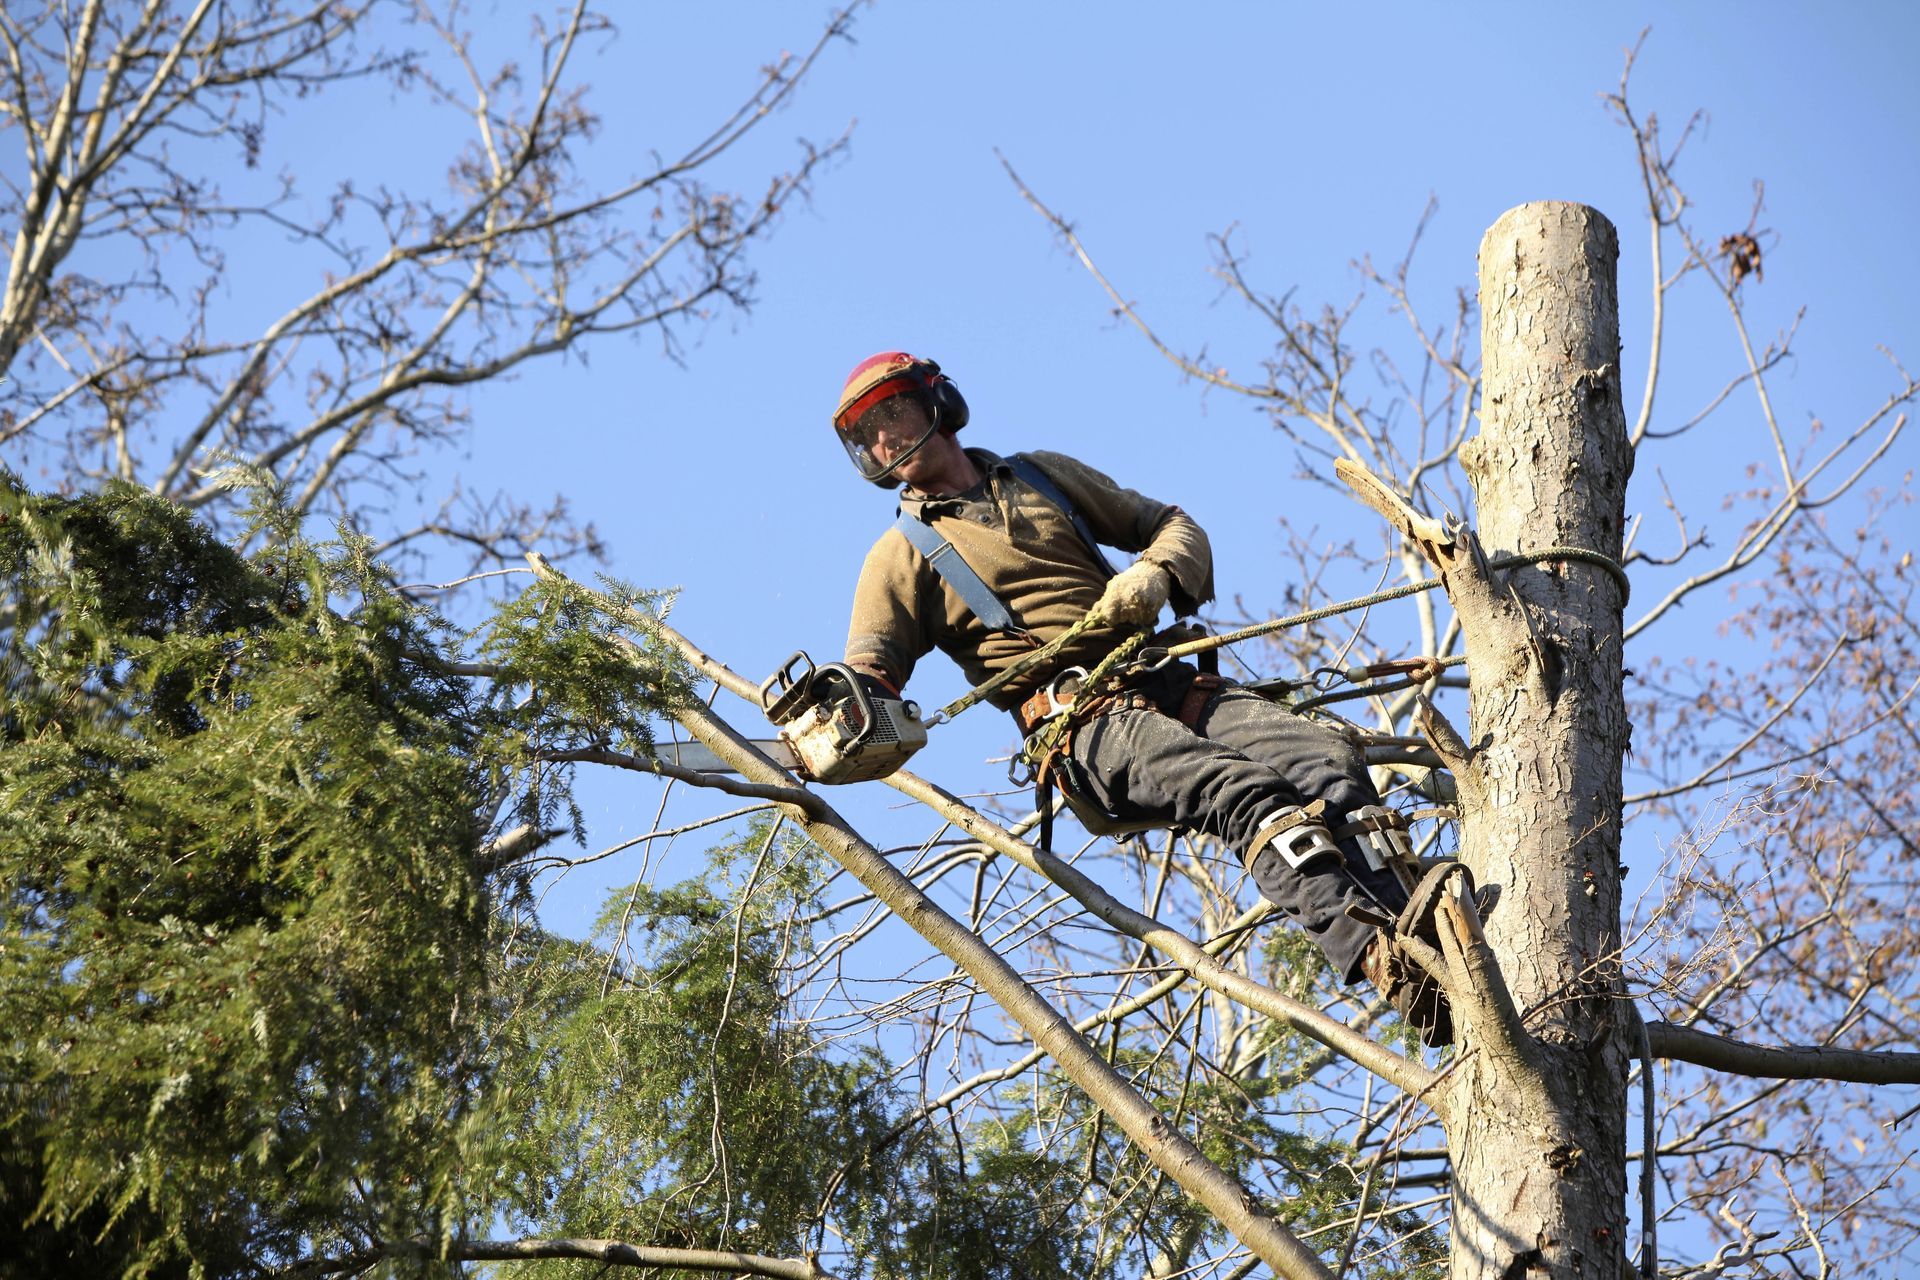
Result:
[1447, 202, 1634, 1279]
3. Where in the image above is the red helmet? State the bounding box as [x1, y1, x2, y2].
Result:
[832, 351, 969, 486]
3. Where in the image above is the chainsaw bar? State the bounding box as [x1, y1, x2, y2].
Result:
[650, 738, 800, 775]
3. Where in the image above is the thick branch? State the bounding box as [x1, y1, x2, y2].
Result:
[1646, 1021, 1920, 1085]
[283, 1237, 833, 1279]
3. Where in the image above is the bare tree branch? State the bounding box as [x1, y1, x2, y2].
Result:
[281, 1236, 838, 1279]
[1646, 1022, 1920, 1086]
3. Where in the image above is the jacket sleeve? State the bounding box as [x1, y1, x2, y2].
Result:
[1026, 449, 1215, 615]
[844, 527, 938, 690]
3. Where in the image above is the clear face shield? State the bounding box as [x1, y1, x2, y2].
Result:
[837, 393, 941, 486]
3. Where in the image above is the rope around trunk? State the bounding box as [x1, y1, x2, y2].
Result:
[1163, 546, 1630, 662]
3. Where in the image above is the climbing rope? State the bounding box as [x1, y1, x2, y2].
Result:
[1291, 654, 1471, 712]
[930, 608, 1116, 725]
[931, 546, 1627, 729]
[1161, 546, 1631, 664]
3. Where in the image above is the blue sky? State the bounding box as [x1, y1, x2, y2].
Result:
[492, 0, 1915, 645]
[23, 0, 1905, 1036]
[450, 3, 1916, 841]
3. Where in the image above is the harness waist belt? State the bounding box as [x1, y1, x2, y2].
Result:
[1014, 669, 1227, 737]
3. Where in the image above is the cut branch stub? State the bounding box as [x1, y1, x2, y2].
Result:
[1333, 457, 1455, 567]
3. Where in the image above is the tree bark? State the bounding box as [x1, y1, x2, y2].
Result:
[1447, 203, 1633, 1279]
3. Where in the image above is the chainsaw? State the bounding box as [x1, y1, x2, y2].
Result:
[653, 650, 928, 784]
[758, 650, 928, 783]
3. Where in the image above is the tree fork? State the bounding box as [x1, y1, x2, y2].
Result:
[1449, 203, 1634, 1279]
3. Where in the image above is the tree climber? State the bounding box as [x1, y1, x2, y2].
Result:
[831, 351, 1452, 1046]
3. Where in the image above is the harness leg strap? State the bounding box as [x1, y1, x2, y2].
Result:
[1241, 799, 1341, 902]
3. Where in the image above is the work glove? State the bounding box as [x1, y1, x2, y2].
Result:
[1095, 560, 1171, 627]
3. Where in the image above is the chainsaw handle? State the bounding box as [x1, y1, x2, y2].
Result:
[760, 650, 817, 723]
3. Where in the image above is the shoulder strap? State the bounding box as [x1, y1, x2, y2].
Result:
[1008, 453, 1115, 578]
[893, 454, 1115, 633]
[893, 513, 1020, 632]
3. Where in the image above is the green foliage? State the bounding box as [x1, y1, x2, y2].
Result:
[1, 475, 491, 1275]
[869, 1121, 1105, 1280]
[0, 477, 937, 1277]
[479, 819, 904, 1275]
[474, 572, 693, 844]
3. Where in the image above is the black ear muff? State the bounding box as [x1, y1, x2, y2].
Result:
[920, 360, 969, 433]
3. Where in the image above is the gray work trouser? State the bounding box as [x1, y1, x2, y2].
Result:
[1060, 665, 1408, 983]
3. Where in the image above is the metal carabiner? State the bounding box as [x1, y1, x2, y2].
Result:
[1037, 666, 1088, 722]
[1132, 646, 1180, 673]
[1309, 666, 1347, 694]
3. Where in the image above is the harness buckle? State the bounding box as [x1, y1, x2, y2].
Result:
[1337, 804, 1416, 873]
[1010, 669, 1085, 787]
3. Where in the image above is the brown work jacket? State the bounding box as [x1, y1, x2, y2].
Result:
[845, 448, 1214, 710]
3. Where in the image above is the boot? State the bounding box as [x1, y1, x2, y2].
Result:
[1362, 933, 1453, 1047]
[1362, 861, 1471, 1047]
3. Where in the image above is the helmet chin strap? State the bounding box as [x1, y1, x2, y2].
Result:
[865, 400, 944, 485]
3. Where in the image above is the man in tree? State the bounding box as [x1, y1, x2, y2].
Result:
[832, 351, 1450, 1044]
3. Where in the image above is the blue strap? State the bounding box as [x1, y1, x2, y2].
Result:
[1007, 453, 1115, 578]
[893, 512, 1020, 631]
[893, 453, 1116, 633]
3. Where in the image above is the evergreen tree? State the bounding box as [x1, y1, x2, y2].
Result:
[2, 475, 491, 1274]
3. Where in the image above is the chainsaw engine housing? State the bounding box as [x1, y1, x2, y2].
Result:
[760, 652, 927, 784]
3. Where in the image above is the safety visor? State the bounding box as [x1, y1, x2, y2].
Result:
[836, 380, 939, 483]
